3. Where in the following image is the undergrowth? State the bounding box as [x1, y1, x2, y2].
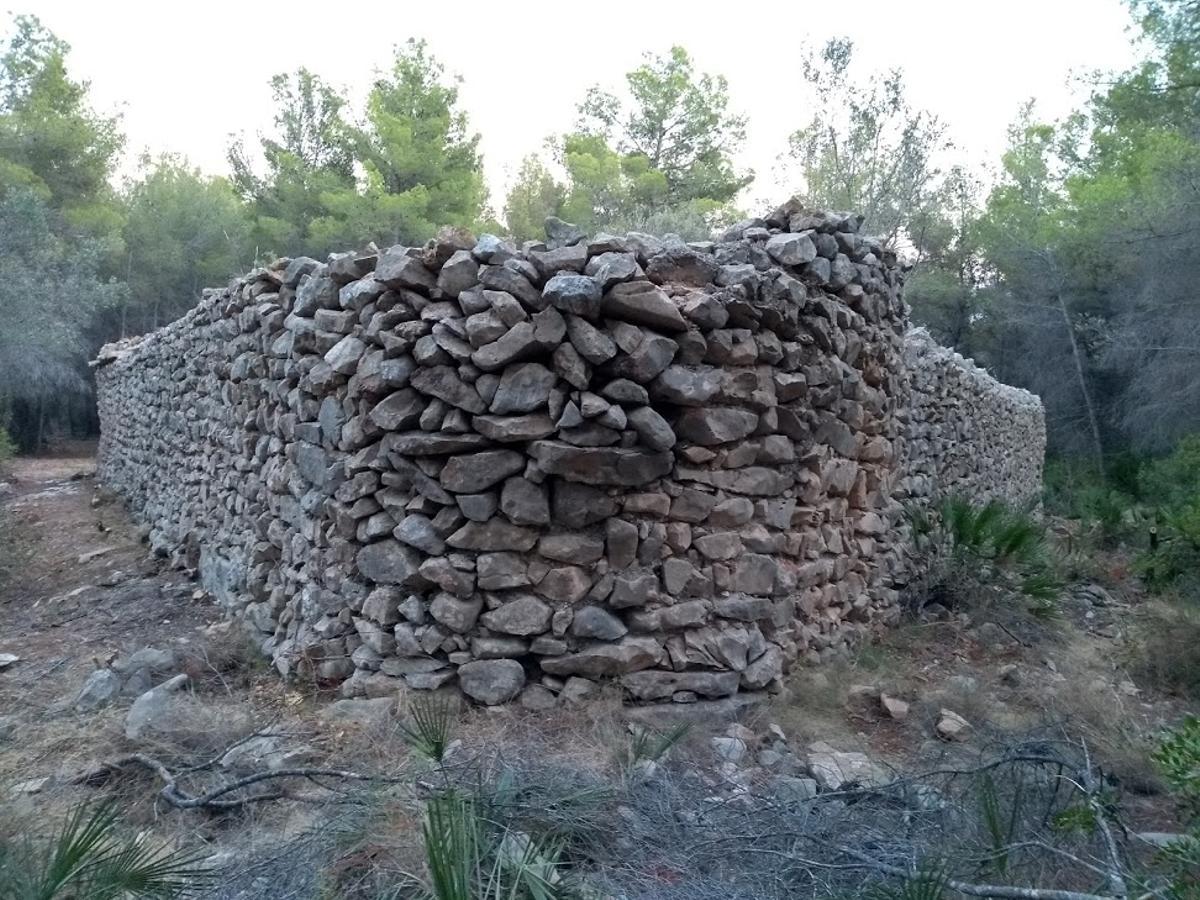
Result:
[1045, 436, 1200, 593]
[0, 802, 209, 899]
[906, 495, 1062, 615]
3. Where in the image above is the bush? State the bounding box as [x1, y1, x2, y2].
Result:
[1152, 718, 1200, 894]
[1043, 457, 1138, 548]
[0, 427, 14, 463]
[1130, 597, 1200, 699]
[1136, 436, 1200, 591]
[0, 801, 209, 899]
[906, 495, 1061, 614]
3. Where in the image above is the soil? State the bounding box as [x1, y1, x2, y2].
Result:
[0, 447, 219, 724]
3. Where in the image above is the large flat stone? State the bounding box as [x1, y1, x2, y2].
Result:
[621, 669, 741, 700]
[410, 366, 485, 413]
[383, 431, 490, 455]
[447, 520, 539, 552]
[472, 414, 557, 442]
[528, 441, 672, 486]
[539, 636, 664, 678]
[490, 363, 557, 415]
[439, 450, 526, 493]
[675, 407, 760, 445]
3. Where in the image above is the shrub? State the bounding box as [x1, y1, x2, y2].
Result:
[906, 495, 1062, 614]
[0, 427, 14, 463]
[1043, 457, 1138, 548]
[0, 801, 209, 899]
[421, 790, 565, 900]
[1130, 597, 1200, 699]
[1152, 718, 1200, 894]
[1136, 435, 1200, 591]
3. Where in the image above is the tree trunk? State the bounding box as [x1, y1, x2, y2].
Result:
[1055, 291, 1104, 468]
[35, 398, 45, 455]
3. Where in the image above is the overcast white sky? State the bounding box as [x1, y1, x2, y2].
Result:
[24, 0, 1140, 210]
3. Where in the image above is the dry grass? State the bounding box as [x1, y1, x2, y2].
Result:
[1128, 595, 1200, 700]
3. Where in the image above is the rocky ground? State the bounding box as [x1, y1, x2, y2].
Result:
[0, 449, 1192, 898]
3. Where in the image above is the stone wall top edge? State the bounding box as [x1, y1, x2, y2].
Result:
[93, 201, 903, 368]
[904, 327, 1043, 411]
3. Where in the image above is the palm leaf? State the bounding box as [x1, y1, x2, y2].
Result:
[3, 802, 208, 900]
[400, 696, 456, 763]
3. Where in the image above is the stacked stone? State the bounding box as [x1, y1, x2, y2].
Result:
[96, 199, 921, 706]
[897, 328, 1045, 512]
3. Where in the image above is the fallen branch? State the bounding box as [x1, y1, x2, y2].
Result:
[71, 752, 413, 810]
[832, 844, 1124, 900]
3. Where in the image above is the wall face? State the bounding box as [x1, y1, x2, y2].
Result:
[898, 330, 1045, 511]
[94, 201, 1043, 707]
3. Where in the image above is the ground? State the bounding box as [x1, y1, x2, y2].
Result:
[0, 448, 1194, 897]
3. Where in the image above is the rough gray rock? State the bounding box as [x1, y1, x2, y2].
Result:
[458, 659, 526, 705]
[602, 282, 688, 333]
[75, 669, 122, 712]
[543, 274, 602, 318]
[125, 673, 189, 740]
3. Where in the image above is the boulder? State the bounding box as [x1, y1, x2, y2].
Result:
[490, 363, 557, 415]
[480, 595, 553, 636]
[765, 232, 817, 266]
[675, 408, 760, 445]
[357, 541, 425, 586]
[570, 606, 628, 641]
[528, 442, 673, 487]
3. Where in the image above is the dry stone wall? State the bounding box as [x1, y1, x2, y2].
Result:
[898, 329, 1045, 510]
[94, 199, 1043, 708]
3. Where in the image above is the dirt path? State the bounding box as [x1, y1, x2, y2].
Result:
[0, 450, 224, 780]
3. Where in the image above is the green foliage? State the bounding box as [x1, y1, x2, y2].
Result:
[1141, 436, 1200, 511]
[503, 154, 564, 243]
[578, 46, 750, 208]
[231, 40, 484, 260]
[1050, 804, 1099, 837]
[0, 801, 209, 899]
[421, 791, 566, 900]
[907, 496, 1061, 613]
[0, 15, 123, 242]
[1157, 716, 1200, 811]
[1136, 436, 1200, 590]
[1129, 597, 1200, 698]
[119, 154, 249, 334]
[978, 773, 1023, 875]
[1042, 456, 1143, 550]
[507, 45, 746, 239]
[0, 187, 123, 451]
[789, 38, 951, 249]
[938, 497, 1048, 569]
[863, 862, 950, 900]
[398, 696, 456, 763]
[350, 39, 485, 246]
[0, 426, 14, 461]
[1152, 716, 1200, 894]
[620, 723, 690, 769]
[228, 67, 356, 258]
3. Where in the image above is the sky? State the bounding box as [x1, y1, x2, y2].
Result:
[23, 0, 1141, 211]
